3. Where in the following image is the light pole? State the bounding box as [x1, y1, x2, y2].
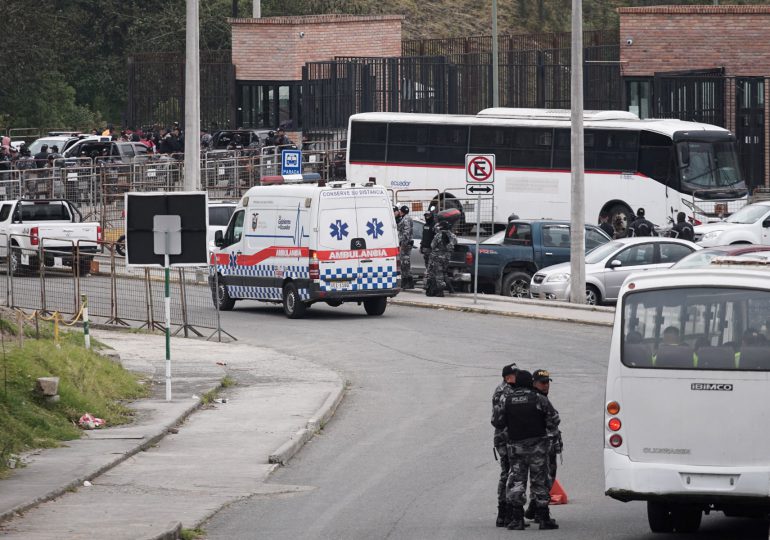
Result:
[184, 0, 201, 190]
[492, 0, 499, 107]
[569, 0, 586, 304]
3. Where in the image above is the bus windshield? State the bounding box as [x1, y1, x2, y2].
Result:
[677, 140, 746, 194]
[622, 286, 770, 371]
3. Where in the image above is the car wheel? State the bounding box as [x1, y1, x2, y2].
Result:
[325, 300, 343, 307]
[647, 501, 674, 533]
[212, 278, 236, 311]
[608, 204, 633, 238]
[363, 297, 387, 316]
[9, 246, 23, 277]
[671, 505, 702, 533]
[115, 235, 126, 256]
[585, 285, 600, 306]
[78, 257, 93, 277]
[501, 271, 531, 298]
[282, 282, 307, 319]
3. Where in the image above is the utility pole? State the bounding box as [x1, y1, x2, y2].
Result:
[184, 0, 201, 191]
[492, 0, 499, 107]
[569, 0, 586, 304]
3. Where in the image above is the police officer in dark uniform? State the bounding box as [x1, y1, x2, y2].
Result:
[420, 208, 436, 269]
[626, 207, 657, 237]
[599, 213, 615, 238]
[503, 370, 561, 530]
[491, 363, 517, 527]
[671, 211, 695, 241]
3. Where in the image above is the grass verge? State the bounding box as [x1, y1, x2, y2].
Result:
[0, 326, 148, 476]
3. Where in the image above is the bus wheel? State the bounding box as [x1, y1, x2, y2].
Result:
[671, 505, 702, 533]
[646, 501, 674, 533]
[608, 204, 633, 238]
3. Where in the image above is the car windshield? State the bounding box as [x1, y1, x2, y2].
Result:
[677, 140, 746, 193]
[585, 241, 622, 264]
[482, 231, 505, 245]
[622, 286, 770, 371]
[209, 206, 236, 226]
[671, 249, 728, 269]
[725, 204, 769, 224]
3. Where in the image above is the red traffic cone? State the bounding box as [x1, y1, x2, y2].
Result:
[549, 479, 568, 505]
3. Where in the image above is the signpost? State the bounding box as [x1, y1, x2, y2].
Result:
[281, 149, 302, 176]
[465, 154, 495, 305]
[125, 192, 208, 401]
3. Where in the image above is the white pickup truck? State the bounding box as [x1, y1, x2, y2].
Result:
[0, 199, 101, 275]
[695, 200, 770, 247]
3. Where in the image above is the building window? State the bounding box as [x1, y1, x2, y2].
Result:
[626, 79, 653, 119]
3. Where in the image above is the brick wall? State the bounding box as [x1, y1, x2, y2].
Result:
[229, 14, 403, 81]
[619, 6, 770, 76]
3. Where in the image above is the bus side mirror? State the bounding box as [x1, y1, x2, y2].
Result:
[214, 230, 224, 247]
[679, 144, 690, 168]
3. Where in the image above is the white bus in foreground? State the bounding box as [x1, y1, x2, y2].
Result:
[347, 109, 748, 234]
[605, 269, 770, 533]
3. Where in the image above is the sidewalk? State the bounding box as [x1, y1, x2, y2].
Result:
[391, 290, 616, 327]
[0, 330, 344, 539]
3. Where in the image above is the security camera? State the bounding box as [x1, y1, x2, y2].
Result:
[626, 37, 633, 46]
[299, 31, 305, 38]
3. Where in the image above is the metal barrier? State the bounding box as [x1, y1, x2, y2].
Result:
[691, 190, 749, 220]
[393, 188, 495, 233]
[0, 235, 224, 336]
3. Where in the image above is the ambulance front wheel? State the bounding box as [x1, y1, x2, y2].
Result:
[283, 283, 307, 319]
[363, 297, 387, 316]
[213, 280, 236, 311]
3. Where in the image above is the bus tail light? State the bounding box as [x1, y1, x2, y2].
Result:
[30, 227, 39, 246]
[607, 401, 620, 415]
[608, 417, 622, 431]
[309, 251, 319, 280]
[465, 251, 473, 267]
[609, 434, 623, 448]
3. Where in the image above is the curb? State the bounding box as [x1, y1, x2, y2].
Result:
[0, 352, 214, 525]
[144, 522, 182, 540]
[391, 298, 614, 327]
[269, 378, 346, 466]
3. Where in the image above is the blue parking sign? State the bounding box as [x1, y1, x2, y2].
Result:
[281, 149, 302, 175]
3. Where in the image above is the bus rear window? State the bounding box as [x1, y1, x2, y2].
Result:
[622, 287, 770, 371]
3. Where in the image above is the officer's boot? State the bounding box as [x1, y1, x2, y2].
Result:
[506, 505, 525, 530]
[495, 501, 506, 527]
[524, 501, 538, 522]
[403, 275, 414, 290]
[537, 506, 559, 530]
[445, 280, 455, 294]
[434, 287, 445, 297]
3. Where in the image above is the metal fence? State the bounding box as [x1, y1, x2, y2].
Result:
[0, 234, 223, 337]
[392, 188, 495, 234]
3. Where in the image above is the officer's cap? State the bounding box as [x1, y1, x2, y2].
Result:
[515, 370, 533, 388]
[501, 363, 518, 378]
[400, 205, 409, 214]
[637, 207, 645, 217]
[533, 369, 552, 382]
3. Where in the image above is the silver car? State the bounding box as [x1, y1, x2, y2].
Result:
[529, 237, 700, 305]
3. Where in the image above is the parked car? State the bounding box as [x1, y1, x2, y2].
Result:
[62, 140, 148, 164]
[458, 219, 612, 297]
[207, 200, 238, 248]
[671, 244, 770, 269]
[529, 237, 700, 305]
[28, 136, 79, 156]
[0, 199, 100, 275]
[694, 201, 770, 247]
[409, 219, 473, 290]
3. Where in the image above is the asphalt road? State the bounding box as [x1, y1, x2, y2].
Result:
[201, 301, 769, 540]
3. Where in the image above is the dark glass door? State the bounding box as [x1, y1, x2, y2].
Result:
[736, 78, 765, 190]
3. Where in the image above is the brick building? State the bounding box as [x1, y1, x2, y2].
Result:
[227, 14, 403, 130]
[618, 5, 770, 187]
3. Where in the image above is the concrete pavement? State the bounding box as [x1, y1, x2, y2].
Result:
[392, 289, 616, 327]
[0, 330, 344, 539]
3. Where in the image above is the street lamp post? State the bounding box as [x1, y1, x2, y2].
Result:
[184, 0, 201, 191]
[492, 0, 499, 107]
[569, 0, 586, 304]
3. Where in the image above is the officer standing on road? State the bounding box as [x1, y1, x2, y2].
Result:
[397, 205, 414, 289]
[420, 208, 436, 269]
[426, 218, 456, 297]
[670, 212, 695, 241]
[491, 363, 518, 527]
[526, 369, 562, 521]
[503, 370, 561, 530]
[626, 207, 657, 237]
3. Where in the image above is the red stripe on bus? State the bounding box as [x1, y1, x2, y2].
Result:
[211, 246, 309, 267]
[349, 161, 647, 177]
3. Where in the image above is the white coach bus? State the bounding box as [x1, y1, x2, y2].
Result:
[346, 109, 748, 233]
[604, 268, 770, 533]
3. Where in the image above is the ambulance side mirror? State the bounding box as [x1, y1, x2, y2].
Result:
[214, 230, 224, 247]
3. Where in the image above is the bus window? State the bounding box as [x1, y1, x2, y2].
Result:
[638, 131, 674, 185]
[349, 121, 387, 162]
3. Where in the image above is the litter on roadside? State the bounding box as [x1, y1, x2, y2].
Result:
[78, 413, 106, 430]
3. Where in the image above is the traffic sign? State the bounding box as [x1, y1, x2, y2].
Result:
[465, 184, 494, 196]
[465, 154, 495, 184]
[281, 149, 302, 175]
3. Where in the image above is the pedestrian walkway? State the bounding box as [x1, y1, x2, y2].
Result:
[392, 290, 616, 327]
[0, 330, 344, 539]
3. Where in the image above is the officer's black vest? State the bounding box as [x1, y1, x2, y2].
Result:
[504, 388, 546, 441]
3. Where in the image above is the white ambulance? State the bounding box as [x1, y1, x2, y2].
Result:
[210, 181, 401, 318]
